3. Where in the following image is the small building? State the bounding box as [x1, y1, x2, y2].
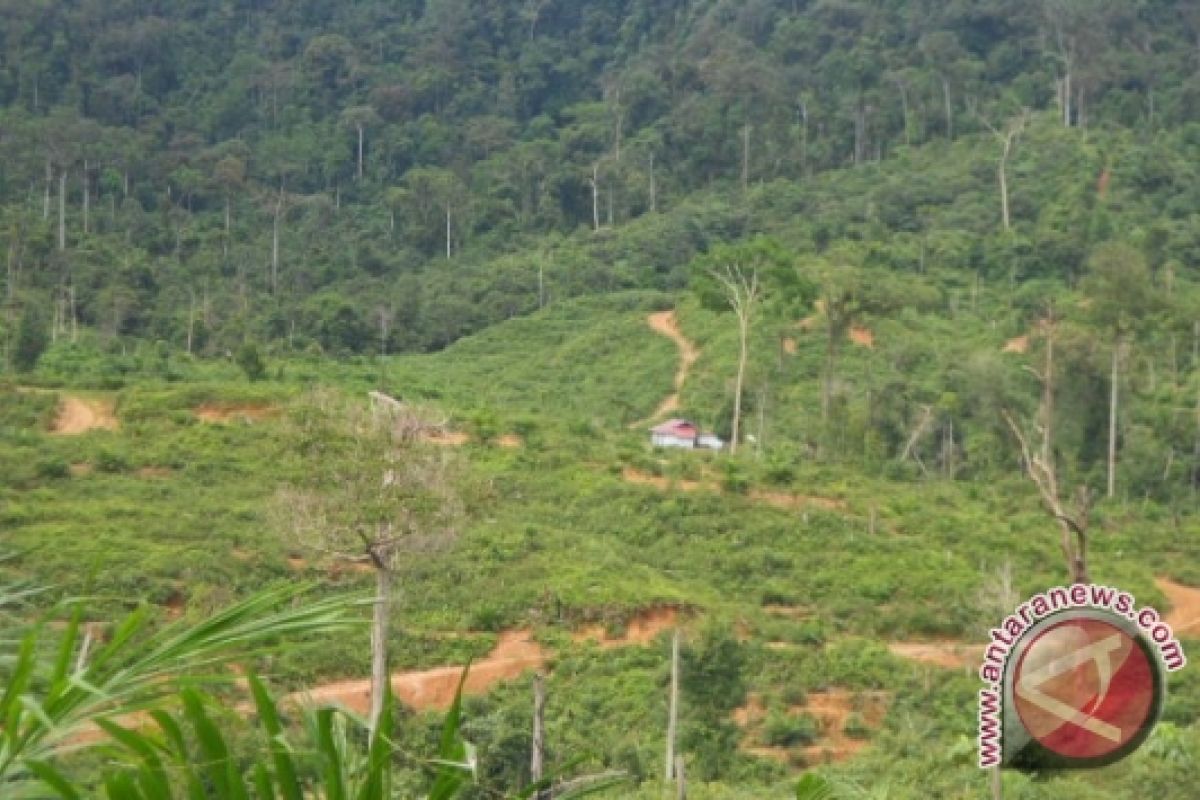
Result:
[650, 419, 724, 451]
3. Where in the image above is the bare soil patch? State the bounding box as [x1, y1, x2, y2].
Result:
[848, 325, 874, 348]
[70, 462, 94, 477]
[194, 404, 279, 424]
[622, 468, 846, 513]
[294, 605, 682, 715]
[887, 640, 984, 670]
[1156, 577, 1200, 637]
[735, 689, 890, 765]
[634, 310, 700, 425]
[748, 489, 847, 512]
[496, 434, 523, 448]
[621, 466, 710, 493]
[288, 629, 548, 714]
[424, 430, 470, 446]
[52, 396, 118, 435]
[763, 604, 811, 619]
[800, 689, 889, 764]
[572, 606, 679, 648]
[136, 466, 174, 479]
[782, 337, 798, 355]
[1002, 335, 1030, 354]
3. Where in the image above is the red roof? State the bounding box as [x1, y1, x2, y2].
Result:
[651, 419, 698, 437]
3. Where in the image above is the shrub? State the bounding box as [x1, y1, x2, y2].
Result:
[35, 458, 70, 480]
[762, 712, 818, 747]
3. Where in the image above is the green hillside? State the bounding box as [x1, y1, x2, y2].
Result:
[3, 1, 1200, 798]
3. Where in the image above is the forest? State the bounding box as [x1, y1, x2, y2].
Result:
[2, 1, 1200, 798]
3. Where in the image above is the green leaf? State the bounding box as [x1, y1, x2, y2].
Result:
[796, 773, 838, 800]
[24, 759, 83, 800]
[427, 664, 475, 800]
[249, 673, 303, 800]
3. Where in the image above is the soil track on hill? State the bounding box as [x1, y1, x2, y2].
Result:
[1157, 577, 1200, 637]
[621, 467, 846, 512]
[289, 608, 680, 714]
[194, 404, 279, 423]
[887, 641, 984, 670]
[52, 396, 118, 435]
[633, 310, 699, 426]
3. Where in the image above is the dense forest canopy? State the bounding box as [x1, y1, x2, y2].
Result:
[3, 0, 1200, 357]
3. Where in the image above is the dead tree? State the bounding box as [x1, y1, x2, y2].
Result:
[1001, 314, 1093, 584]
[531, 673, 546, 800]
[978, 110, 1029, 232]
[278, 391, 463, 735]
[664, 628, 680, 782]
[710, 265, 761, 454]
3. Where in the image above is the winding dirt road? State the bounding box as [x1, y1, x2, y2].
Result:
[636, 310, 699, 424]
[288, 609, 680, 714]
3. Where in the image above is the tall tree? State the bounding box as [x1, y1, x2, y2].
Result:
[278, 391, 464, 735]
[1082, 243, 1158, 498]
[1003, 310, 1094, 584]
[710, 264, 760, 455]
[341, 105, 381, 182]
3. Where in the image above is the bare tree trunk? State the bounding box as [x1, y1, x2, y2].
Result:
[665, 629, 679, 782]
[445, 203, 452, 259]
[187, 288, 196, 355]
[798, 99, 809, 176]
[998, 158, 1011, 231]
[58, 170, 67, 251]
[357, 124, 365, 181]
[531, 673, 546, 800]
[69, 285, 77, 343]
[590, 163, 600, 232]
[271, 195, 282, 294]
[741, 124, 751, 192]
[822, 330, 836, 422]
[369, 564, 392, 737]
[43, 159, 51, 220]
[649, 153, 657, 213]
[1042, 305, 1054, 465]
[1108, 333, 1120, 498]
[674, 756, 687, 800]
[82, 160, 90, 235]
[1063, 68, 1072, 127]
[895, 79, 911, 145]
[941, 76, 953, 139]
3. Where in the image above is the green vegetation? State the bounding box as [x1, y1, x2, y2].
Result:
[3, 1, 1200, 798]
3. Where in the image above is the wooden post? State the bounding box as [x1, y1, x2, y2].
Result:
[990, 764, 1002, 799]
[674, 755, 687, 800]
[665, 629, 679, 782]
[531, 673, 546, 800]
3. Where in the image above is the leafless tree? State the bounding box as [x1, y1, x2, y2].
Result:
[1001, 313, 1093, 583]
[276, 391, 464, 735]
[978, 110, 1030, 232]
[711, 265, 760, 454]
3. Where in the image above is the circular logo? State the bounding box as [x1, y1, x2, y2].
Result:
[1012, 615, 1161, 765]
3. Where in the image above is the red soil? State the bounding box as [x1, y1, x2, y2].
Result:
[887, 641, 985, 670]
[1156, 577, 1200, 637]
[52, 396, 118, 435]
[194, 404, 279, 423]
[635, 310, 700, 425]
